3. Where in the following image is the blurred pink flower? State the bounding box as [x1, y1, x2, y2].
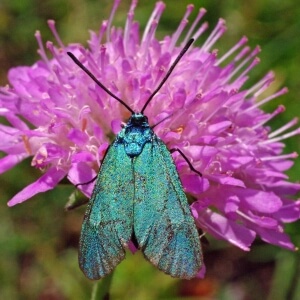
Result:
[1, 0, 299, 259]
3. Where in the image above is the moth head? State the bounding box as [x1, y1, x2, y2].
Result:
[128, 113, 149, 126]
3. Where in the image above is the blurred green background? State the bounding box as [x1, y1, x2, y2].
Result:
[0, 0, 300, 299]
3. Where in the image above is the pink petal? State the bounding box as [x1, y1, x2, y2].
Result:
[111, 119, 122, 135]
[186, 145, 218, 161]
[207, 120, 232, 135]
[128, 240, 138, 254]
[269, 160, 295, 172]
[208, 174, 246, 188]
[4, 114, 30, 131]
[8, 167, 66, 206]
[71, 151, 95, 163]
[67, 128, 89, 147]
[195, 208, 256, 250]
[273, 199, 300, 223]
[196, 264, 206, 278]
[182, 174, 209, 194]
[172, 88, 186, 108]
[68, 162, 96, 197]
[257, 227, 296, 250]
[231, 188, 282, 213]
[246, 212, 279, 229]
[0, 154, 28, 174]
[228, 156, 254, 168]
[265, 181, 300, 196]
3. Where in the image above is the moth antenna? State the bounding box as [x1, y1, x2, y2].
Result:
[67, 52, 134, 114]
[141, 38, 194, 114]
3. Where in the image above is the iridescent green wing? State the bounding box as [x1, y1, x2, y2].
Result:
[79, 143, 134, 280]
[133, 137, 202, 279]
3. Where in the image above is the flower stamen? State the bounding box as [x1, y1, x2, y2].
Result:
[183, 8, 207, 45]
[260, 127, 300, 145]
[268, 117, 299, 138]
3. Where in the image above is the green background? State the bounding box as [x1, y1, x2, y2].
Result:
[0, 0, 299, 299]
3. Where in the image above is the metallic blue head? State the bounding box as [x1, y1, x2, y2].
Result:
[127, 113, 149, 127]
[116, 113, 154, 158]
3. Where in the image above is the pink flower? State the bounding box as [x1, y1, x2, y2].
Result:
[1, 0, 299, 263]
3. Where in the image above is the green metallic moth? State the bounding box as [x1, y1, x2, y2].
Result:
[67, 38, 203, 280]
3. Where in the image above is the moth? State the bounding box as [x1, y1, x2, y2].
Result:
[67, 38, 202, 280]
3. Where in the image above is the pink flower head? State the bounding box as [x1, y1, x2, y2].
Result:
[1, 0, 300, 265]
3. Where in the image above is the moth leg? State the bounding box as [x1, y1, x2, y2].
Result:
[170, 148, 202, 177]
[197, 228, 209, 246]
[75, 175, 98, 188]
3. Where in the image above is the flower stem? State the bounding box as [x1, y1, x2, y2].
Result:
[91, 272, 114, 300]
